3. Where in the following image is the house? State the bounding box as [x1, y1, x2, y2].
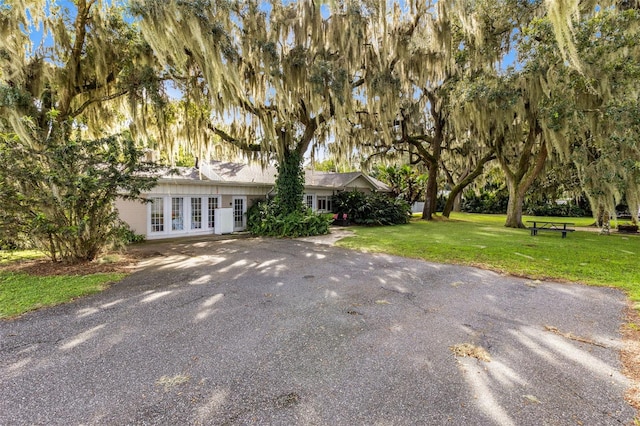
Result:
[116, 161, 389, 240]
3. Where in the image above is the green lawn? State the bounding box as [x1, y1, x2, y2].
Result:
[336, 212, 640, 304]
[0, 271, 125, 319]
[0, 250, 45, 265]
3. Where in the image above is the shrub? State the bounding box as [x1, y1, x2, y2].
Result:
[461, 188, 509, 214]
[0, 133, 159, 262]
[114, 223, 146, 245]
[332, 190, 411, 225]
[247, 200, 330, 237]
[524, 202, 590, 218]
[0, 234, 31, 251]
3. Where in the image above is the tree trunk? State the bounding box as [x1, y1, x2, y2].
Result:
[442, 186, 458, 218]
[504, 177, 527, 228]
[422, 162, 439, 219]
[452, 192, 462, 212]
[595, 204, 606, 227]
[442, 151, 495, 217]
[421, 93, 444, 220]
[442, 188, 460, 218]
[497, 120, 547, 228]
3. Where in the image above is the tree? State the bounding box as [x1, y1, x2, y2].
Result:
[0, 0, 163, 261]
[375, 164, 427, 206]
[131, 0, 393, 228]
[132, 0, 617, 231]
[446, 0, 607, 228]
[0, 133, 159, 261]
[440, 139, 496, 217]
[451, 70, 553, 228]
[519, 5, 640, 226]
[352, 1, 513, 220]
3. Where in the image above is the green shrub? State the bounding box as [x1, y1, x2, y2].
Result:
[247, 200, 330, 237]
[114, 223, 146, 245]
[524, 202, 590, 217]
[332, 191, 411, 225]
[461, 188, 509, 214]
[0, 236, 31, 251]
[0, 133, 159, 262]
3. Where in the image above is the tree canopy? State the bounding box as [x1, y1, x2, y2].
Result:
[2, 0, 638, 254]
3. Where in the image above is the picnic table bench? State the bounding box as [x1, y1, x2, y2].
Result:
[526, 220, 575, 238]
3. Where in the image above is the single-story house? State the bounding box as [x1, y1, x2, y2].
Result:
[116, 161, 389, 240]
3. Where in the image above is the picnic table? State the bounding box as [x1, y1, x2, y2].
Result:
[526, 220, 575, 238]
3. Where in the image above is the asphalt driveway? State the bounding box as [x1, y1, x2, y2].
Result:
[0, 237, 635, 425]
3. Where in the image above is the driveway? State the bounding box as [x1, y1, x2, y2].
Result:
[0, 236, 635, 425]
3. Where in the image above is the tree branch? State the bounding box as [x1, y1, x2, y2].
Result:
[206, 123, 265, 152]
[71, 90, 128, 118]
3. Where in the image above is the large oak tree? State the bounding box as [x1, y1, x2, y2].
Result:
[131, 0, 399, 219]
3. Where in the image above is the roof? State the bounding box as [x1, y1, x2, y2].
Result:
[304, 170, 390, 192]
[201, 161, 277, 184]
[158, 161, 390, 192]
[156, 167, 206, 181]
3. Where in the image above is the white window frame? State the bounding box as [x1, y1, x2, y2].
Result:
[149, 197, 165, 233]
[171, 197, 185, 231]
[304, 194, 315, 211]
[207, 196, 220, 230]
[316, 195, 332, 213]
[191, 197, 203, 229]
[147, 195, 225, 238]
[232, 196, 247, 231]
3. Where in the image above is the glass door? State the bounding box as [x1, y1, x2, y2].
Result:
[232, 196, 246, 231]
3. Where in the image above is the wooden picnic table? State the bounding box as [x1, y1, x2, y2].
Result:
[526, 220, 575, 238]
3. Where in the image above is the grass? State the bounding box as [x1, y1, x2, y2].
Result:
[0, 271, 125, 319]
[0, 250, 45, 265]
[336, 212, 640, 304]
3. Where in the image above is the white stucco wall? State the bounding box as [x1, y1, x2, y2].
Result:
[115, 198, 148, 235]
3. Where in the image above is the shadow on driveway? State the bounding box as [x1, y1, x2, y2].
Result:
[0, 237, 635, 425]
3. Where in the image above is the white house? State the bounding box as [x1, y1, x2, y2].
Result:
[116, 161, 389, 240]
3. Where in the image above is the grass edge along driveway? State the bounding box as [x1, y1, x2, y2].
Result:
[336, 213, 640, 305]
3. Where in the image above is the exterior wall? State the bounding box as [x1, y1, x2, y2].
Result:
[124, 182, 272, 240]
[217, 194, 267, 209]
[346, 187, 373, 194]
[115, 198, 147, 235]
[248, 195, 266, 208]
[149, 182, 270, 197]
[345, 176, 375, 190]
[221, 194, 233, 209]
[412, 202, 425, 214]
[118, 177, 381, 240]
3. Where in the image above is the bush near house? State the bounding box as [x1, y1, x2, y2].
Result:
[246, 200, 331, 237]
[0, 134, 159, 262]
[332, 190, 411, 226]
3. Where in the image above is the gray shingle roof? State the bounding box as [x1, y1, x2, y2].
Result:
[159, 161, 390, 192]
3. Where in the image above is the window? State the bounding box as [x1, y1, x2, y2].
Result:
[208, 196, 219, 228]
[191, 198, 202, 229]
[317, 196, 332, 212]
[150, 198, 164, 232]
[171, 197, 184, 231]
[305, 194, 314, 210]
